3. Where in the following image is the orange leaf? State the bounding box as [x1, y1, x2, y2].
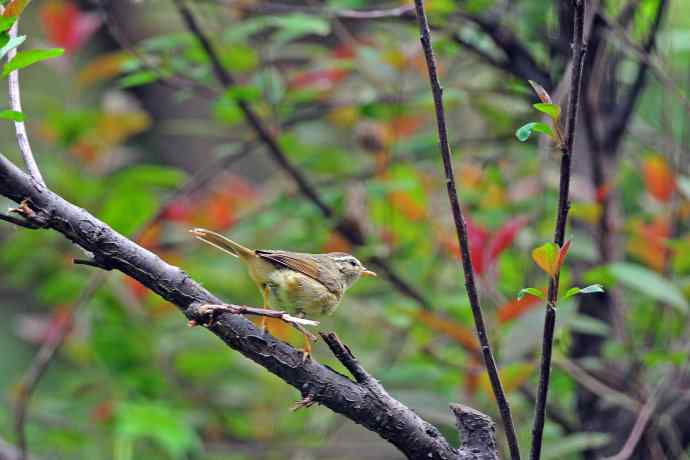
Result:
[497, 289, 545, 323]
[479, 362, 535, 398]
[643, 154, 676, 202]
[3, 0, 31, 17]
[627, 217, 671, 272]
[78, 51, 133, 86]
[532, 241, 569, 278]
[416, 310, 479, 352]
[531, 242, 559, 277]
[389, 190, 426, 221]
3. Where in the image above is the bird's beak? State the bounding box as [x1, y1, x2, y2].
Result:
[362, 269, 377, 277]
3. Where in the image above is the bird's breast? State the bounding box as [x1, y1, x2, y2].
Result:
[266, 270, 341, 316]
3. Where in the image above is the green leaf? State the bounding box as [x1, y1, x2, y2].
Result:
[517, 287, 545, 300]
[0, 17, 17, 33]
[225, 84, 262, 102]
[533, 102, 561, 120]
[579, 284, 604, 294]
[3, 48, 64, 76]
[116, 402, 201, 459]
[564, 287, 581, 299]
[609, 262, 688, 312]
[0, 109, 23, 121]
[118, 70, 159, 88]
[569, 314, 610, 336]
[0, 34, 25, 60]
[515, 121, 553, 142]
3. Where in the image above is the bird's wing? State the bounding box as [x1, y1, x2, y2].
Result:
[256, 251, 341, 294]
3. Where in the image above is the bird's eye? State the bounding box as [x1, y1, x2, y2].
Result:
[349, 260, 357, 267]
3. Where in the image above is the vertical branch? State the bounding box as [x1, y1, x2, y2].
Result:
[7, 22, 45, 186]
[530, 2, 587, 460]
[413, 2, 521, 459]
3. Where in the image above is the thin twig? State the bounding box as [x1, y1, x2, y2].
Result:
[412, 1, 521, 459]
[14, 275, 104, 460]
[530, 2, 587, 460]
[0, 213, 39, 228]
[604, 395, 657, 460]
[7, 22, 45, 186]
[191, 303, 320, 328]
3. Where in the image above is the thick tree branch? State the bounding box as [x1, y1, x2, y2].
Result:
[530, 2, 587, 459]
[414, 1, 521, 459]
[0, 153, 498, 460]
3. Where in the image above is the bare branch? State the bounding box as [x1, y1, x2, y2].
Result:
[413, 1, 521, 459]
[530, 2, 587, 459]
[7, 22, 45, 186]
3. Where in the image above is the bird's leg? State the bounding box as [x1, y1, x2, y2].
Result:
[260, 285, 270, 333]
[293, 312, 316, 362]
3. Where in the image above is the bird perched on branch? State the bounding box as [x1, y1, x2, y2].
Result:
[190, 228, 376, 358]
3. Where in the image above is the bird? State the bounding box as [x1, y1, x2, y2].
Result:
[189, 228, 376, 358]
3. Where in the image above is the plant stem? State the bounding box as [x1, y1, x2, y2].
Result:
[413, 1, 521, 459]
[530, 1, 587, 459]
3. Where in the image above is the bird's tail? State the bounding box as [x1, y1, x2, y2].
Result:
[189, 228, 255, 260]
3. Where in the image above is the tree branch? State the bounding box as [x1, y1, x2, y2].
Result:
[530, 2, 587, 459]
[7, 22, 45, 186]
[413, 1, 521, 459]
[0, 152, 498, 459]
[604, 0, 668, 153]
[455, 11, 553, 89]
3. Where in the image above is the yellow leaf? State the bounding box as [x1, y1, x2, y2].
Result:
[479, 362, 535, 398]
[3, 0, 31, 17]
[532, 242, 559, 277]
[78, 51, 133, 87]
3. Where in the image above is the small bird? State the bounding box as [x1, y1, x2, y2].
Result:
[190, 228, 376, 357]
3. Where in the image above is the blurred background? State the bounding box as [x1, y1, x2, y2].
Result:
[0, 0, 689, 459]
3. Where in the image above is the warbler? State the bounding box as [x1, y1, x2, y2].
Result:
[190, 228, 376, 356]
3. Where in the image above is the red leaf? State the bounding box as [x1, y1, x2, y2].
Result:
[289, 68, 349, 91]
[39, 0, 101, 53]
[487, 216, 527, 264]
[465, 218, 489, 275]
[497, 289, 545, 323]
[557, 239, 571, 273]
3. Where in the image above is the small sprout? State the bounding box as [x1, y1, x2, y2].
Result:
[528, 80, 552, 103]
[531, 240, 571, 279]
[517, 287, 545, 300]
[533, 103, 561, 121]
[516, 121, 553, 142]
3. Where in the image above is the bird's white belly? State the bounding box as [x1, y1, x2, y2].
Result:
[266, 270, 339, 316]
